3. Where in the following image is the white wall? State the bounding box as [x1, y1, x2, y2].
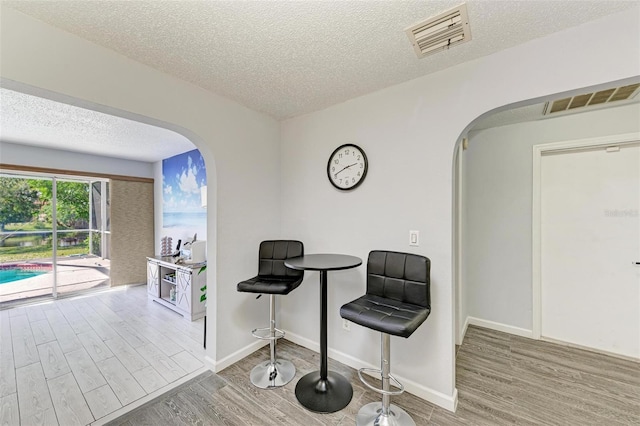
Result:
[0, 6, 281, 366]
[280, 8, 640, 408]
[463, 103, 640, 333]
[0, 141, 154, 178]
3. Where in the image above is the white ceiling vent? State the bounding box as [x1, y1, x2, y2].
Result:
[406, 3, 471, 58]
[544, 83, 640, 115]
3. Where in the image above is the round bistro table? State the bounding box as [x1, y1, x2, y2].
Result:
[285, 253, 362, 413]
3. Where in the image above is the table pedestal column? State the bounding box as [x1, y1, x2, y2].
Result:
[295, 270, 353, 413]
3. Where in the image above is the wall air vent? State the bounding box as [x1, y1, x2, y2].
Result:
[406, 3, 471, 58]
[544, 83, 640, 115]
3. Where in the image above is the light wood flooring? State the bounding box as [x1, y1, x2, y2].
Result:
[107, 326, 640, 425]
[2, 284, 639, 425]
[0, 284, 206, 426]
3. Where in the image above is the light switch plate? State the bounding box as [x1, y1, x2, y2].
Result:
[409, 230, 419, 246]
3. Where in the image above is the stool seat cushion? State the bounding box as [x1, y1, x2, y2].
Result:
[237, 240, 304, 296]
[237, 275, 303, 295]
[340, 294, 430, 338]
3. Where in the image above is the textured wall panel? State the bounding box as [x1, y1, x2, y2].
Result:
[110, 179, 154, 286]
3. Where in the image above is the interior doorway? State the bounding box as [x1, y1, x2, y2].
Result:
[455, 82, 640, 351]
[535, 137, 639, 359]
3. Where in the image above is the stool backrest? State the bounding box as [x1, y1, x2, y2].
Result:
[258, 240, 304, 279]
[366, 250, 430, 309]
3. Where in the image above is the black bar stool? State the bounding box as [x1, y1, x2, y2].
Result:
[340, 250, 430, 426]
[237, 240, 304, 388]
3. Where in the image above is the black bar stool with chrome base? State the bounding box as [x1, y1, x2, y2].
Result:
[237, 240, 304, 388]
[340, 250, 430, 426]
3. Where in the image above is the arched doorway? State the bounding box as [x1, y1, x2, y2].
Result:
[0, 85, 212, 307]
[454, 79, 640, 350]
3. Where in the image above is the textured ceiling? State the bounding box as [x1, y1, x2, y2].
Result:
[4, 0, 637, 120]
[0, 88, 194, 162]
[1, 1, 636, 162]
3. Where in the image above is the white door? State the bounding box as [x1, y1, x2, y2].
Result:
[541, 142, 639, 359]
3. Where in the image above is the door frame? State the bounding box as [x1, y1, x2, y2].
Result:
[0, 169, 110, 303]
[531, 132, 640, 339]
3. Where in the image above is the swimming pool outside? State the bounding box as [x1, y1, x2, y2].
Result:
[0, 255, 110, 304]
[0, 263, 52, 284]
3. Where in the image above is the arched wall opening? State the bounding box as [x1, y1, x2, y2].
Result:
[453, 77, 640, 352]
[1, 4, 284, 373]
[0, 78, 218, 352]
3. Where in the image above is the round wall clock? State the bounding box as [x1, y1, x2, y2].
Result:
[327, 144, 368, 190]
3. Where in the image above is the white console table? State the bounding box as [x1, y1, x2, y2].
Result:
[146, 256, 206, 321]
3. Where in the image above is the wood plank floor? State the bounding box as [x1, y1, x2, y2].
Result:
[0, 284, 205, 425]
[3, 285, 639, 425]
[107, 325, 640, 426]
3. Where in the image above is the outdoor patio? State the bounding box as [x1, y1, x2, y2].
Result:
[0, 255, 110, 304]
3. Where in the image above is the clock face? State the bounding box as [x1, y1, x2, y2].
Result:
[327, 144, 368, 190]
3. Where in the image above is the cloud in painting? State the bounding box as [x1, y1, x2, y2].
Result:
[178, 166, 199, 194]
[162, 149, 207, 213]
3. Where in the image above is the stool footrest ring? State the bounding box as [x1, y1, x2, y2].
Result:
[358, 368, 404, 396]
[251, 327, 285, 341]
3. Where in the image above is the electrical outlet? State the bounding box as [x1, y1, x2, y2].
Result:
[342, 319, 351, 331]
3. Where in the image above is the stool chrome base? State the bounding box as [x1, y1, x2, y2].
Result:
[250, 358, 296, 389]
[356, 402, 416, 426]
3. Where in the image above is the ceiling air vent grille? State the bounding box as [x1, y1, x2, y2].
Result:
[544, 83, 640, 115]
[406, 3, 471, 58]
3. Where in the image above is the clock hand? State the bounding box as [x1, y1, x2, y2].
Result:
[334, 165, 349, 176]
[334, 163, 357, 177]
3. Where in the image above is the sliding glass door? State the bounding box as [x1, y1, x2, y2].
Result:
[0, 172, 110, 304]
[90, 180, 110, 260]
[0, 174, 55, 302]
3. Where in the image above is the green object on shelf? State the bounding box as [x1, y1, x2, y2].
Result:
[198, 265, 207, 302]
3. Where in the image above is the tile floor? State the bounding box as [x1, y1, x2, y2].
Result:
[0, 284, 205, 426]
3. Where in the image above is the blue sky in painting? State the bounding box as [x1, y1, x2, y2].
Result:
[162, 149, 207, 213]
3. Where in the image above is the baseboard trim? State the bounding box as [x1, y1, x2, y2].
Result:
[541, 336, 640, 363]
[206, 339, 268, 373]
[460, 316, 470, 341]
[204, 355, 216, 372]
[284, 330, 320, 353]
[466, 316, 533, 339]
[283, 330, 458, 412]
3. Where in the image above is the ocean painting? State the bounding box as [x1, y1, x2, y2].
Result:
[162, 149, 207, 246]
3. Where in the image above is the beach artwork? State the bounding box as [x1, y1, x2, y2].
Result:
[162, 149, 207, 247]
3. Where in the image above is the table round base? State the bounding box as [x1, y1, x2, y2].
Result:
[295, 371, 353, 413]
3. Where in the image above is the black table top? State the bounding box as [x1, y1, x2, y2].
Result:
[285, 254, 362, 271]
